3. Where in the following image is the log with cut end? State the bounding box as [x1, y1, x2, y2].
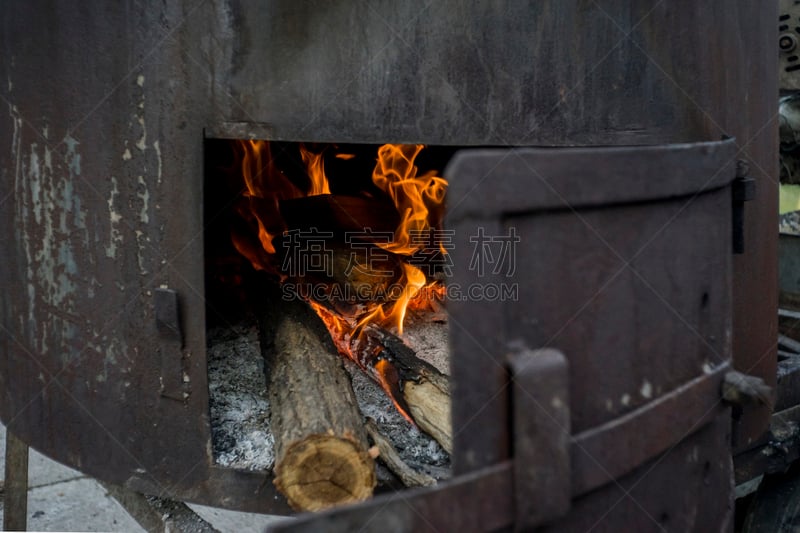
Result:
[257, 285, 376, 512]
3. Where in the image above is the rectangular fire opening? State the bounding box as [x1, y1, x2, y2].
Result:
[203, 138, 458, 509]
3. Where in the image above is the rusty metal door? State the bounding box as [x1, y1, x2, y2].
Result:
[447, 140, 737, 532]
[273, 139, 739, 532]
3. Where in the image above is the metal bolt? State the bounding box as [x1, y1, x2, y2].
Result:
[780, 33, 797, 53]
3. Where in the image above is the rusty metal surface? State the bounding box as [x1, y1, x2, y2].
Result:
[509, 348, 571, 529]
[726, 2, 778, 450]
[511, 185, 733, 432]
[154, 288, 188, 401]
[218, 2, 755, 147]
[266, 462, 514, 533]
[3, 431, 29, 532]
[542, 416, 734, 533]
[0, 0, 774, 514]
[0, 1, 286, 512]
[571, 362, 729, 495]
[447, 217, 510, 473]
[445, 141, 737, 221]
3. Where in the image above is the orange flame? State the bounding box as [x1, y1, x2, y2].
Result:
[307, 263, 429, 423]
[299, 144, 332, 196]
[233, 141, 333, 258]
[353, 263, 427, 335]
[308, 264, 427, 341]
[236, 140, 301, 256]
[232, 141, 447, 421]
[371, 144, 448, 255]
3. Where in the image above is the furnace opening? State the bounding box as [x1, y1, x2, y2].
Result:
[203, 139, 456, 510]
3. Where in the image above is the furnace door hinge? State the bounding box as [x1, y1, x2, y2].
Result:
[732, 160, 756, 254]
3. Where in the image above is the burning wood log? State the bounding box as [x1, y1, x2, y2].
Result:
[257, 284, 376, 512]
[286, 242, 406, 318]
[307, 296, 452, 455]
[358, 325, 453, 454]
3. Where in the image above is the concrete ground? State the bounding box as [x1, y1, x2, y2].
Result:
[0, 423, 289, 532]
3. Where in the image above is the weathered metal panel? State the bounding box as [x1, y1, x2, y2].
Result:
[509, 187, 733, 433]
[447, 140, 736, 468]
[540, 416, 734, 532]
[446, 141, 735, 529]
[0, 0, 285, 511]
[218, 2, 732, 146]
[722, 2, 778, 450]
[570, 363, 730, 495]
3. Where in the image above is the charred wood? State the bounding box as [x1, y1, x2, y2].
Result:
[364, 418, 436, 488]
[356, 325, 453, 454]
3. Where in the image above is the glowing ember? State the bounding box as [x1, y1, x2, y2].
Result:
[232, 140, 447, 420]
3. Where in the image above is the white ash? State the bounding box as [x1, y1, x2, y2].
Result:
[207, 321, 274, 471]
[207, 312, 451, 480]
[402, 310, 450, 375]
